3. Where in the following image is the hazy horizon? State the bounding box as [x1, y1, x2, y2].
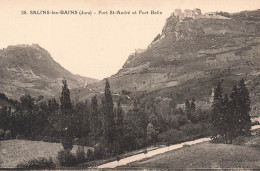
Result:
[0, 0, 259, 80]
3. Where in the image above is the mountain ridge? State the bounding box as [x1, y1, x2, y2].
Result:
[1, 9, 260, 117]
[0, 44, 99, 100]
[74, 9, 260, 116]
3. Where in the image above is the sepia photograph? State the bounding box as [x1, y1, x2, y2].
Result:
[0, 0, 260, 169]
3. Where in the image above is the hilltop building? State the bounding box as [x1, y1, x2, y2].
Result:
[205, 12, 217, 17]
[192, 8, 202, 18]
[184, 9, 193, 18]
[174, 9, 184, 19]
[174, 8, 202, 19]
[173, 8, 229, 20]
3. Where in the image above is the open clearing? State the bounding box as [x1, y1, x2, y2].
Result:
[124, 142, 260, 169]
[0, 140, 92, 168]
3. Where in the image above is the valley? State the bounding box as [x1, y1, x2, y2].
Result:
[0, 8, 260, 170]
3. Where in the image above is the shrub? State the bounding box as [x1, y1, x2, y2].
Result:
[35, 135, 43, 141]
[211, 136, 229, 144]
[179, 123, 204, 140]
[158, 129, 185, 144]
[168, 115, 179, 129]
[121, 89, 131, 95]
[43, 136, 50, 142]
[76, 146, 86, 164]
[93, 143, 106, 159]
[176, 114, 188, 126]
[216, 11, 230, 18]
[86, 149, 94, 161]
[211, 136, 220, 143]
[183, 144, 191, 148]
[57, 149, 77, 167]
[74, 138, 80, 145]
[4, 130, 12, 140]
[0, 129, 4, 140]
[248, 144, 260, 148]
[16, 157, 55, 169]
[43, 136, 59, 143]
[61, 135, 73, 150]
[61, 129, 74, 150]
[233, 136, 246, 146]
[77, 136, 91, 147]
[16, 134, 25, 139]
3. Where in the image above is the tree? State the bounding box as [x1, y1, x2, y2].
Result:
[237, 78, 251, 136]
[90, 96, 99, 134]
[146, 123, 158, 145]
[60, 80, 73, 115]
[115, 101, 123, 128]
[222, 93, 230, 143]
[133, 99, 139, 113]
[74, 101, 90, 139]
[211, 79, 252, 143]
[211, 82, 223, 139]
[190, 97, 196, 122]
[149, 114, 160, 134]
[185, 99, 191, 120]
[76, 146, 86, 164]
[115, 101, 124, 154]
[190, 97, 196, 113]
[61, 128, 74, 150]
[60, 80, 74, 150]
[121, 101, 147, 151]
[103, 79, 116, 145]
[227, 85, 240, 143]
[19, 95, 35, 138]
[20, 95, 35, 112]
[46, 98, 60, 138]
[167, 114, 179, 129]
[48, 98, 59, 113]
[0, 106, 10, 131]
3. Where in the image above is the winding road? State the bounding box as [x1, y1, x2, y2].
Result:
[97, 125, 260, 168]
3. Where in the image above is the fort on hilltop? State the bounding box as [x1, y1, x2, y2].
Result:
[174, 8, 230, 20]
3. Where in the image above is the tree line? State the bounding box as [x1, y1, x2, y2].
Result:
[212, 78, 251, 143]
[0, 79, 212, 165]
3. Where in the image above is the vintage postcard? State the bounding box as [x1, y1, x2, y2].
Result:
[0, 0, 260, 169]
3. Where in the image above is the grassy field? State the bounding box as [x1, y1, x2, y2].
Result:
[0, 139, 92, 168]
[124, 141, 260, 169]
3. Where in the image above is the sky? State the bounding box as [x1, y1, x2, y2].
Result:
[0, 0, 259, 80]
